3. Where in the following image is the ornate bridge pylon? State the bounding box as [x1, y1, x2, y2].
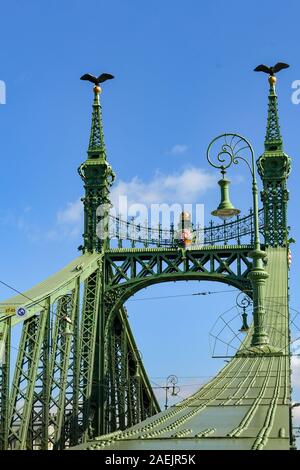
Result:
[0, 69, 295, 450]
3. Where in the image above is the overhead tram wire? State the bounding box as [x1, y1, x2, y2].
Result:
[0, 278, 44, 304]
[127, 289, 237, 302]
[0, 279, 236, 306]
[152, 382, 211, 388]
[0, 278, 75, 354]
[0, 278, 62, 318]
[151, 376, 214, 379]
[0, 278, 73, 344]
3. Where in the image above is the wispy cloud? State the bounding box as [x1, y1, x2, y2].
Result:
[0, 202, 83, 244]
[168, 144, 189, 155]
[111, 167, 216, 208]
[0, 208, 42, 242]
[0, 167, 216, 243]
[57, 199, 83, 225]
[45, 199, 83, 241]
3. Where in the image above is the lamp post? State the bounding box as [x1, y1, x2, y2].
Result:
[207, 133, 278, 354]
[164, 375, 180, 410]
[52, 295, 74, 337]
[127, 349, 143, 424]
[236, 292, 251, 332]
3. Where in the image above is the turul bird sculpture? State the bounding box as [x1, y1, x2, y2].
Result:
[80, 73, 114, 84]
[254, 62, 289, 75]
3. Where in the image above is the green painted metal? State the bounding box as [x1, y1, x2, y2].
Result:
[211, 177, 240, 220]
[109, 208, 264, 247]
[28, 300, 51, 449]
[257, 77, 291, 247]
[0, 251, 160, 449]
[76, 269, 101, 442]
[0, 318, 10, 450]
[75, 248, 292, 451]
[47, 290, 79, 449]
[78, 87, 115, 253]
[207, 133, 271, 350]
[65, 281, 81, 447]
[0, 73, 294, 450]
[8, 306, 48, 449]
[103, 303, 160, 435]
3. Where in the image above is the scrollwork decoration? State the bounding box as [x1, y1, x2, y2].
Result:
[206, 133, 255, 177]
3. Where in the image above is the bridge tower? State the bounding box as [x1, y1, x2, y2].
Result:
[257, 75, 291, 247]
[78, 84, 115, 253]
[0, 69, 294, 451]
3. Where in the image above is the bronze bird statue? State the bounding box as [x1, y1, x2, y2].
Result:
[80, 73, 114, 84]
[254, 62, 289, 76]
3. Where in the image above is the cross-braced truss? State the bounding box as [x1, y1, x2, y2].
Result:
[0, 242, 254, 449]
[0, 71, 293, 451]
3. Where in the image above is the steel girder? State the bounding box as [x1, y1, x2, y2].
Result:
[100, 245, 253, 435]
[75, 269, 101, 443]
[103, 247, 252, 317]
[0, 318, 10, 450]
[104, 305, 160, 435]
[8, 307, 49, 449]
[105, 246, 252, 290]
[1, 245, 255, 449]
[1, 243, 254, 450]
[1, 257, 161, 450]
[47, 287, 79, 450]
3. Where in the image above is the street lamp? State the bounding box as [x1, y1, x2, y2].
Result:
[127, 348, 143, 379]
[52, 295, 74, 337]
[164, 375, 180, 410]
[207, 133, 280, 354]
[236, 292, 251, 332]
[211, 176, 240, 220]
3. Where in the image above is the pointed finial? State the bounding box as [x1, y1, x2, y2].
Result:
[79, 73, 116, 253]
[254, 62, 289, 152]
[80, 73, 114, 158]
[93, 85, 102, 94]
[268, 75, 276, 87]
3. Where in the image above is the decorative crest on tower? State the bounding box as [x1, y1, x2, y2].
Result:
[80, 73, 114, 158]
[79, 72, 115, 253]
[254, 62, 289, 152]
[254, 62, 291, 247]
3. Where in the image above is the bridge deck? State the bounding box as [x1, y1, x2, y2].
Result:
[75, 247, 291, 450]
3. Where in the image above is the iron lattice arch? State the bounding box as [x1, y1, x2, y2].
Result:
[104, 247, 252, 292]
[101, 245, 253, 433]
[0, 243, 253, 449]
[0, 70, 293, 450]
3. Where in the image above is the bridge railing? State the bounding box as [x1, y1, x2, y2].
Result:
[108, 208, 264, 248]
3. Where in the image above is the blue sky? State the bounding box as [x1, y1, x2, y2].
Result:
[0, 0, 300, 442]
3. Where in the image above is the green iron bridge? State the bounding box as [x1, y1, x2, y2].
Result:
[0, 72, 296, 450]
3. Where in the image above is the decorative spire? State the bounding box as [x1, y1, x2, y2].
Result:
[253, 62, 289, 153]
[264, 76, 283, 152]
[80, 72, 114, 159]
[78, 73, 115, 253]
[255, 64, 291, 248]
[88, 85, 106, 158]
